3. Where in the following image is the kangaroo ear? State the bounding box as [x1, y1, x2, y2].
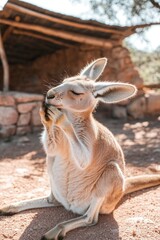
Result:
[93, 82, 137, 103]
[80, 58, 107, 81]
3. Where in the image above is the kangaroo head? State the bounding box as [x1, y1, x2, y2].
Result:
[46, 58, 137, 113]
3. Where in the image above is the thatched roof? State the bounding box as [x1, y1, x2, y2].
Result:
[0, 0, 136, 65]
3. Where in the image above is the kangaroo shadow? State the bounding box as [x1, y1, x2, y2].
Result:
[0, 132, 44, 161]
[19, 207, 120, 240]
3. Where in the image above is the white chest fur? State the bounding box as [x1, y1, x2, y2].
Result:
[41, 128, 95, 215]
[47, 155, 91, 215]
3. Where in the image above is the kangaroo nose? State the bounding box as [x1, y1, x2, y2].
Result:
[47, 90, 55, 99]
[47, 94, 55, 99]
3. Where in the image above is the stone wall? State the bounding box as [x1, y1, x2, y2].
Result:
[110, 91, 160, 119]
[0, 45, 143, 93]
[0, 92, 44, 138]
[30, 45, 144, 91]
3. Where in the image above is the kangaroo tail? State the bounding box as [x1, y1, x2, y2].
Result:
[124, 174, 160, 195]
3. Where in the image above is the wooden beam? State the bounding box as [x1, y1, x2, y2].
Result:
[123, 22, 160, 38]
[0, 31, 9, 92]
[13, 29, 74, 48]
[6, 2, 125, 36]
[0, 19, 113, 48]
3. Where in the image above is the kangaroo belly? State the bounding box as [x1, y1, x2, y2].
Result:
[49, 157, 93, 215]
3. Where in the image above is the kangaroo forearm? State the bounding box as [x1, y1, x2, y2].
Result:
[50, 126, 72, 155]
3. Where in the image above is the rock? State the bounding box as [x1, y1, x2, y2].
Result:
[0, 107, 18, 125]
[11, 92, 44, 103]
[16, 126, 31, 135]
[145, 93, 160, 115]
[16, 136, 30, 144]
[15, 168, 30, 176]
[0, 93, 15, 106]
[117, 69, 143, 89]
[119, 57, 132, 70]
[0, 92, 44, 138]
[111, 57, 133, 71]
[31, 104, 42, 126]
[17, 102, 36, 113]
[17, 113, 31, 126]
[0, 125, 16, 138]
[112, 105, 127, 119]
[32, 126, 43, 132]
[112, 46, 130, 59]
[127, 97, 146, 119]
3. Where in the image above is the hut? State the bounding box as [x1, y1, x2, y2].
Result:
[0, 0, 159, 138]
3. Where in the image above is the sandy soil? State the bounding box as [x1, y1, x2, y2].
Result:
[0, 115, 160, 240]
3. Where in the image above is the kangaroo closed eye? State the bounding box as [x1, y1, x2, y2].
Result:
[70, 90, 84, 95]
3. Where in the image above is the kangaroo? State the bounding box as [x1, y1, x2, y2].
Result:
[0, 58, 160, 240]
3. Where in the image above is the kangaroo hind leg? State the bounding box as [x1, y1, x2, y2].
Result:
[42, 197, 104, 240]
[100, 161, 125, 214]
[0, 194, 61, 216]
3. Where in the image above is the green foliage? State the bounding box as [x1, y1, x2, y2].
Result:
[128, 45, 160, 85]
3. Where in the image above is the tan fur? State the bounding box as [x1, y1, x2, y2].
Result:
[0, 58, 160, 240]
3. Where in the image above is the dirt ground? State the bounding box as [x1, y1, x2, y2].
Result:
[0, 114, 160, 240]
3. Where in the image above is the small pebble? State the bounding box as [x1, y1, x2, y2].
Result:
[132, 230, 136, 237]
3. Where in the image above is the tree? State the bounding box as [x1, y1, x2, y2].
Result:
[73, 0, 160, 85]
[73, 0, 160, 26]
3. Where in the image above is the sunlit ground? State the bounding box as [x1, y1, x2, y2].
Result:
[0, 115, 160, 240]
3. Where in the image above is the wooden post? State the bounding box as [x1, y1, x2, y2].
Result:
[0, 30, 9, 92]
